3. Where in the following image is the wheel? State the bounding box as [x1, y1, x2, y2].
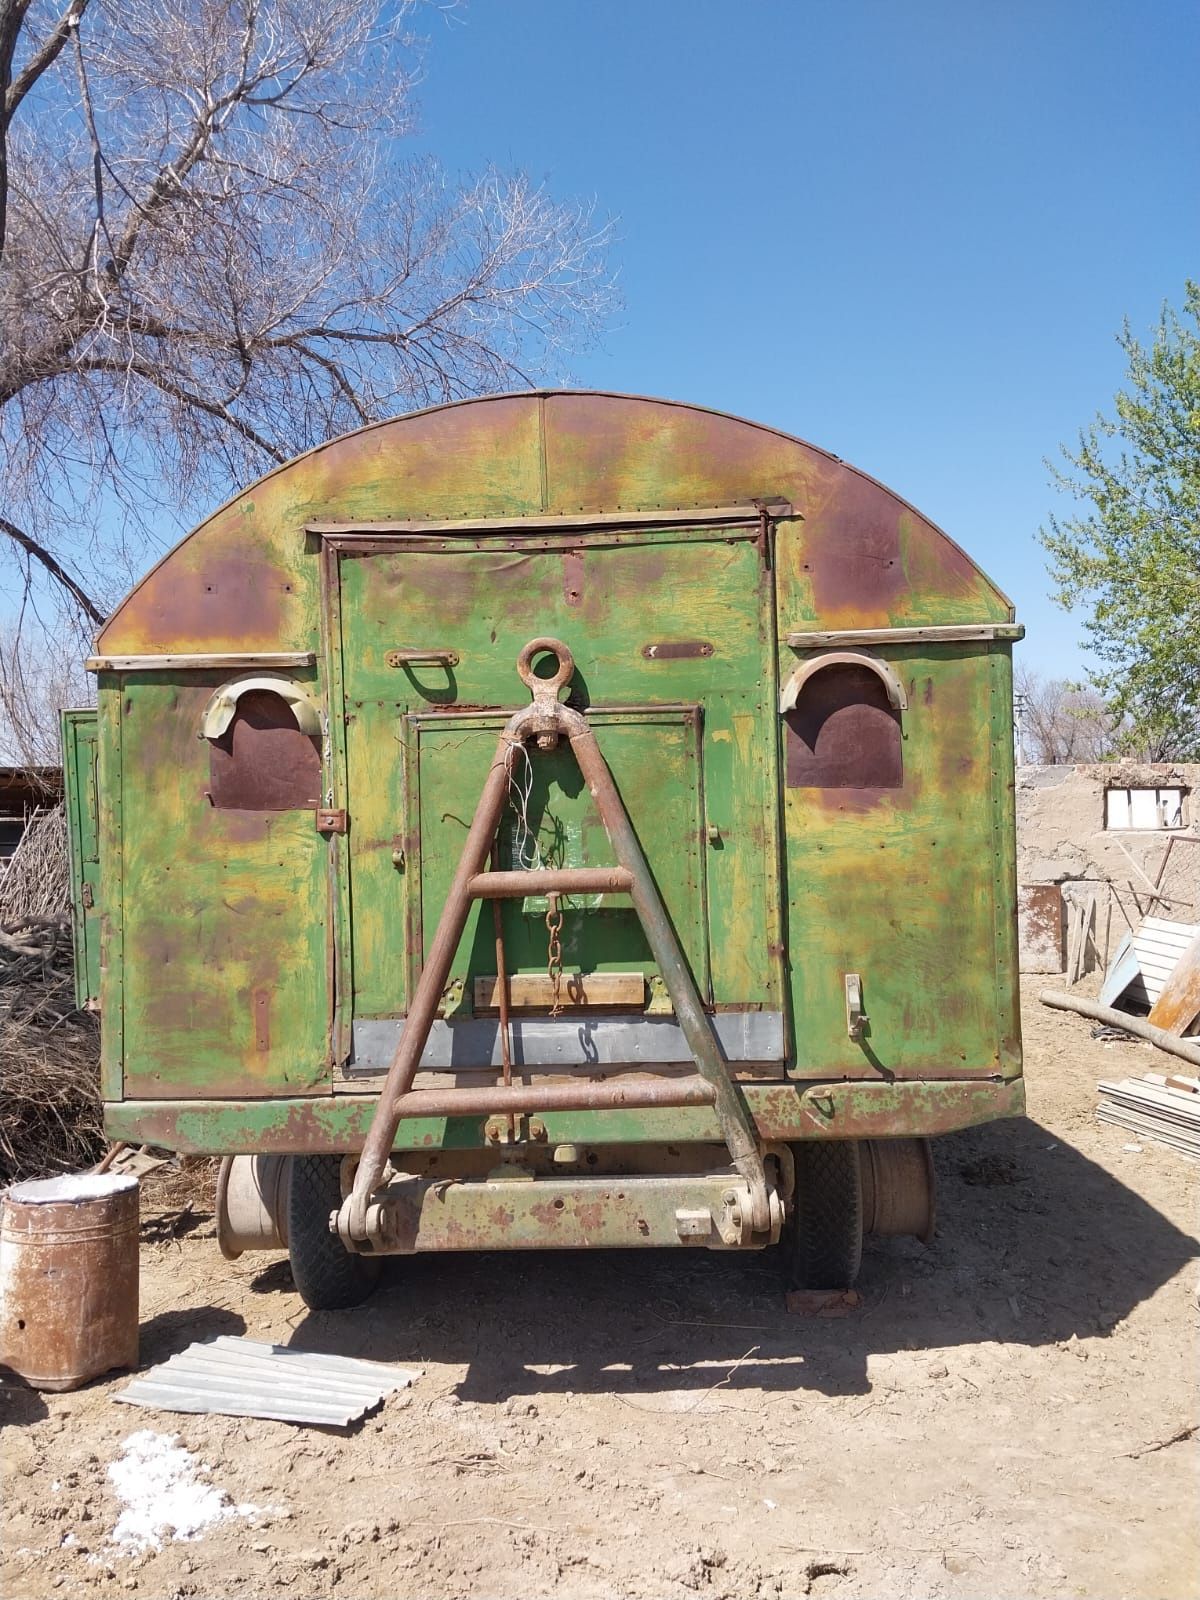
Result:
[783, 1140, 864, 1290]
[287, 1154, 380, 1310]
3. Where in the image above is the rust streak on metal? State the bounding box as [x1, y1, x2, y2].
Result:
[253, 989, 270, 1054]
[562, 549, 584, 607]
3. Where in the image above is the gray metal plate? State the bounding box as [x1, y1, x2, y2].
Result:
[348, 1012, 785, 1073]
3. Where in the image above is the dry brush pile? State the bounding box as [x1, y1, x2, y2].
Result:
[0, 805, 102, 1183]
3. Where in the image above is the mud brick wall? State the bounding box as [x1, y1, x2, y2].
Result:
[1016, 763, 1200, 975]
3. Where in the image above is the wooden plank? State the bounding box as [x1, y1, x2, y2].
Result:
[473, 971, 647, 1012]
[1147, 931, 1200, 1036]
[785, 623, 1024, 648]
[86, 651, 316, 672]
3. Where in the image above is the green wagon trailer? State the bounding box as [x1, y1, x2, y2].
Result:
[64, 391, 1024, 1309]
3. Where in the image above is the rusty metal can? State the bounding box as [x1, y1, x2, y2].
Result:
[0, 1173, 139, 1391]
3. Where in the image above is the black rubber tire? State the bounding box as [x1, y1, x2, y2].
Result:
[287, 1154, 380, 1311]
[784, 1139, 864, 1290]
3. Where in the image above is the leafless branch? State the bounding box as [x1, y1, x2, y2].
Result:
[0, 512, 103, 622]
[0, 0, 617, 631]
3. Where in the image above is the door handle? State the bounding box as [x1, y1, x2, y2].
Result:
[385, 649, 460, 668]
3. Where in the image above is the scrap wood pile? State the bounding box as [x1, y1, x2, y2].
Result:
[0, 805, 102, 1184]
[1097, 1073, 1200, 1161]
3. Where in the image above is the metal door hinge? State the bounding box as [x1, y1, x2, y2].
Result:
[316, 807, 348, 834]
[81, 882, 95, 909]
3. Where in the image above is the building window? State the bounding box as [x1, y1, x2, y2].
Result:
[1104, 786, 1186, 831]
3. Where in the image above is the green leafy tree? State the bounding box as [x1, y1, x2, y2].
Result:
[1040, 283, 1200, 759]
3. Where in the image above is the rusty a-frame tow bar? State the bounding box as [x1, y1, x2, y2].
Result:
[335, 637, 779, 1253]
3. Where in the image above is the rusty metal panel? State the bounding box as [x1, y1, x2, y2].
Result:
[1017, 884, 1065, 974]
[783, 663, 903, 789]
[207, 689, 322, 811]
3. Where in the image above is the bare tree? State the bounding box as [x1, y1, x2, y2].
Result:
[0, 625, 90, 765]
[1015, 665, 1118, 765]
[1, 0, 617, 629]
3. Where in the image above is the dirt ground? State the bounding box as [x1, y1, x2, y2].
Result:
[2, 982, 1198, 1600]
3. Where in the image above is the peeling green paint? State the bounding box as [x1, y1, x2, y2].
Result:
[67, 393, 1023, 1166]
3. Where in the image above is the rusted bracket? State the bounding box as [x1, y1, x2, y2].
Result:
[316, 808, 348, 835]
[339, 636, 774, 1243]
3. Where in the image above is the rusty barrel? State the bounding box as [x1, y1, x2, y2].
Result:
[0, 1173, 139, 1391]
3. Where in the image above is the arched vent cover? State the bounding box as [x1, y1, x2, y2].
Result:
[781, 653, 904, 791]
[201, 677, 322, 812]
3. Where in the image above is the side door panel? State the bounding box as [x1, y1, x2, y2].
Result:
[61, 709, 101, 1010]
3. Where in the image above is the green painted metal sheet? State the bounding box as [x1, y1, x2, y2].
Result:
[105, 1077, 1025, 1153]
[115, 673, 332, 1100]
[77, 394, 1022, 1146]
[335, 533, 783, 1023]
[61, 709, 101, 1009]
[773, 637, 1021, 1077]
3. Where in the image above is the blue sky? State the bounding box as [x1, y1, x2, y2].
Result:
[412, 0, 1199, 679]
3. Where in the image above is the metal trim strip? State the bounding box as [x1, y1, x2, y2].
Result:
[307, 501, 794, 537]
[347, 1012, 786, 1073]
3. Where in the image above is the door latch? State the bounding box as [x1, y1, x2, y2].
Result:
[844, 972, 869, 1041]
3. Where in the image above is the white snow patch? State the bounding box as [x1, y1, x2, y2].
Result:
[107, 1431, 273, 1552]
[7, 1173, 138, 1204]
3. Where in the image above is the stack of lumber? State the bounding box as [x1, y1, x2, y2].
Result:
[1097, 1073, 1200, 1161]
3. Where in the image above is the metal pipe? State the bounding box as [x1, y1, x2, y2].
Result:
[490, 845, 515, 1142]
[468, 867, 633, 899]
[347, 740, 514, 1235]
[1039, 990, 1200, 1067]
[393, 1076, 717, 1119]
[569, 722, 772, 1232]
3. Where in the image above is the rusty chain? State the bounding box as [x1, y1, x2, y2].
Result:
[545, 893, 564, 1017]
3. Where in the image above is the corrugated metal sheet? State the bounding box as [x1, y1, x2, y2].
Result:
[114, 1337, 420, 1425]
[1101, 918, 1199, 1010]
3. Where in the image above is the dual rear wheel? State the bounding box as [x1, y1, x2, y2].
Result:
[781, 1139, 864, 1291]
[287, 1154, 379, 1311]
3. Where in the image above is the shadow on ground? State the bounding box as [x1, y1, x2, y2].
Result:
[280, 1116, 1196, 1401]
[138, 1304, 247, 1366]
[0, 1372, 49, 1428]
